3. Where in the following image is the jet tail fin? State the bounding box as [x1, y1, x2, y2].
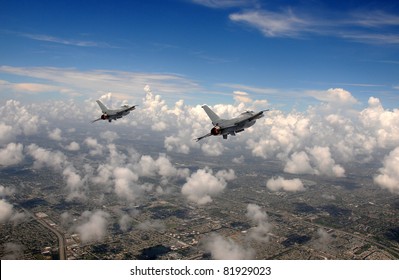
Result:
[96, 100, 109, 114]
[202, 105, 221, 125]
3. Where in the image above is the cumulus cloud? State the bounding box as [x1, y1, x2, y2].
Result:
[233, 91, 252, 103]
[266, 176, 305, 192]
[2, 84, 399, 211]
[360, 97, 399, 149]
[308, 146, 345, 177]
[64, 141, 80, 151]
[48, 128, 63, 141]
[84, 137, 103, 156]
[100, 130, 119, 143]
[0, 199, 14, 223]
[134, 154, 189, 180]
[374, 147, 399, 194]
[113, 167, 139, 200]
[0, 185, 15, 197]
[0, 100, 44, 135]
[118, 214, 133, 232]
[313, 228, 332, 251]
[90, 145, 189, 202]
[1, 242, 25, 260]
[202, 233, 254, 260]
[284, 147, 345, 177]
[75, 210, 110, 243]
[0, 122, 16, 145]
[201, 141, 225, 156]
[246, 204, 272, 242]
[232, 155, 245, 164]
[63, 166, 86, 201]
[182, 168, 236, 205]
[0, 143, 24, 166]
[26, 144, 67, 171]
[309, 88, 358, 105]
[26, 144, 86, 201]
[284, 151, 314, 174]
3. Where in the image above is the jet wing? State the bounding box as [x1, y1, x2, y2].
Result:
[195, 133, 212, 142]
[234, 109, 269, 125]
[91, 117, 102, 123]
[121, 105, 138, 113]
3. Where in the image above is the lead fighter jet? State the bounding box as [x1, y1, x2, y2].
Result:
[91, 100, 137, 123]
[195, 105, 269, 141]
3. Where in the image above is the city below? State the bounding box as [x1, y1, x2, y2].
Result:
[1, 136, 398, 260]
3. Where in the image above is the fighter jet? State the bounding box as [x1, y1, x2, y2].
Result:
[195, 105, 269, 141]
[91, 100, 137, 123]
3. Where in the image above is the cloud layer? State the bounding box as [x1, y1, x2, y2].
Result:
[0, 85, 398, 220]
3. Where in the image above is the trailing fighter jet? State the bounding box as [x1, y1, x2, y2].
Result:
[195, 105, 269, 141]
[91, 100, 137, 123]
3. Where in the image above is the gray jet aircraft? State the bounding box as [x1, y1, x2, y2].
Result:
[195, 105, 269, 141]
[91, 100, 137, 123]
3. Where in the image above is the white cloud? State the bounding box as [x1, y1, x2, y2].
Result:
[118, 214, 133, 232]
[228, 7, 399, 44]
[113, 167, 141, 201]
[374, 147, 399, 194]
[202, 233, 254, 260]
[18, 32, 111, 48]
[266, 176, 305, 192]
[246, 204, 272, 242]
[134, 154, 189, 181]
[113, 167, 139, 201]
[308, 146, 345, 177]
[26, 144, 87, 201]
[164, 133, 192, 154]
[1, 242, 24, 259]
[0, 100, 45, 136]
[84, 137, 103, 156]
[100, 131, 119, 143]
[0, 199, 14, 223]
[48, 128, 63, 141]
[232, 155, 245, 164]
[192, 0, 255, 8]
[309, 88, 358, 105]
[0, 66, 201, 100]
[89, 144, 189, 202]
[284, 151, 314, 174]
[26, 144, 67, 171]
[2, 83, 399, 207]
[75, 210, 110, 243]
[0, 143, 24, 166]
[284, 147, 346, 177]
[63, 166, 86, 201]
[182, 167, 236, 205]
[0, 122, 16, 145]
[64, 141, 80, 151]
[233, 91, 252, 103]
[201, 141, 225, 156]
[314, 228, 332, 251]
[230, 9, 311, 38]
[360, 97, 399, 149]
[0, 79, 61, 94]
[0, 185, 15, 197]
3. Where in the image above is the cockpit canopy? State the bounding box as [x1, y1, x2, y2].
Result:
[240, 110, 254, 115]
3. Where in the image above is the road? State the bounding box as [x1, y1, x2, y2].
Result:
[24, 209, 67, 260]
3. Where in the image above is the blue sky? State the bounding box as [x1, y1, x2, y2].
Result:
[1, 0, 399, 109]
